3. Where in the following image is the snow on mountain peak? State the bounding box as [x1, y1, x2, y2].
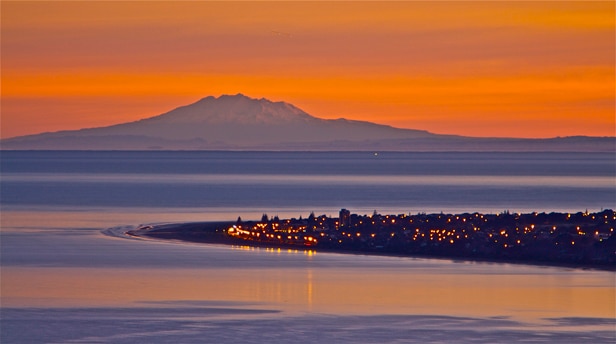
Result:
[160, 94, 315, 125]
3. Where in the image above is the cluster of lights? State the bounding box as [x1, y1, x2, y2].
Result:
[228, 225, 317, 246]
[227, 210, 615, 252]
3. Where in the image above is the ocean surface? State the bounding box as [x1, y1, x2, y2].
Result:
[1, 151, 615, 343]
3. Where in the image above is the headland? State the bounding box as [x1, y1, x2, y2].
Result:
[128, 209, 616, 270]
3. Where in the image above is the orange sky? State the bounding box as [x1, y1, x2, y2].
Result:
[2, 1, 614, 139]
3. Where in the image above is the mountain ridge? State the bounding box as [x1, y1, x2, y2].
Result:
[2, 94, 614, 152]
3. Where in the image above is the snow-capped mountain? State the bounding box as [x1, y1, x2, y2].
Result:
[155, 94, 317, 125]
[106, 93, 435, 144]
[2, 94, 613, 151]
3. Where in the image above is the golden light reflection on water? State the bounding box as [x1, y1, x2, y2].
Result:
[237, 245, 316, 259]
[2, 265, 613, 322]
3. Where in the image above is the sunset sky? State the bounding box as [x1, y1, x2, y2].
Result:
[2, 1, 614, 139]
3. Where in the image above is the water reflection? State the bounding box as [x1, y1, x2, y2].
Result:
[3, 172, 614, 188]
[3, 263, 613, 323]
[307, 269, 314, 310]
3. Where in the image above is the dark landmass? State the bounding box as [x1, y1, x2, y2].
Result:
[130, 209, 616, 270]
[3, 94, 614, 151]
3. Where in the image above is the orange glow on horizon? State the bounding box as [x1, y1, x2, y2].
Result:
[2, 1, 614, 139]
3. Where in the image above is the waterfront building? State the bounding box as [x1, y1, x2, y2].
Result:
[339, 208, 351, 228]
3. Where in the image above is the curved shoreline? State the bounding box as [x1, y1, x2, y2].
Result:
[123, 221, 615, 271]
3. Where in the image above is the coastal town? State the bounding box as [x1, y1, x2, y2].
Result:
[225, 209, 616, 267]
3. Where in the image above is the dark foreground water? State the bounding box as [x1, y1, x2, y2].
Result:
[1, 151, 615, 343]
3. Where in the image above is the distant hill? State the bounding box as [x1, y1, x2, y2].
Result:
[2, 94, 614, 151]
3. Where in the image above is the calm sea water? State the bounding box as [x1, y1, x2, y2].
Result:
[2, 150, 615, 215]
[1, 151, 615, 343]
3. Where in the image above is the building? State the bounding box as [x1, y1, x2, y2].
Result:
[339, 208, 351, 228]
